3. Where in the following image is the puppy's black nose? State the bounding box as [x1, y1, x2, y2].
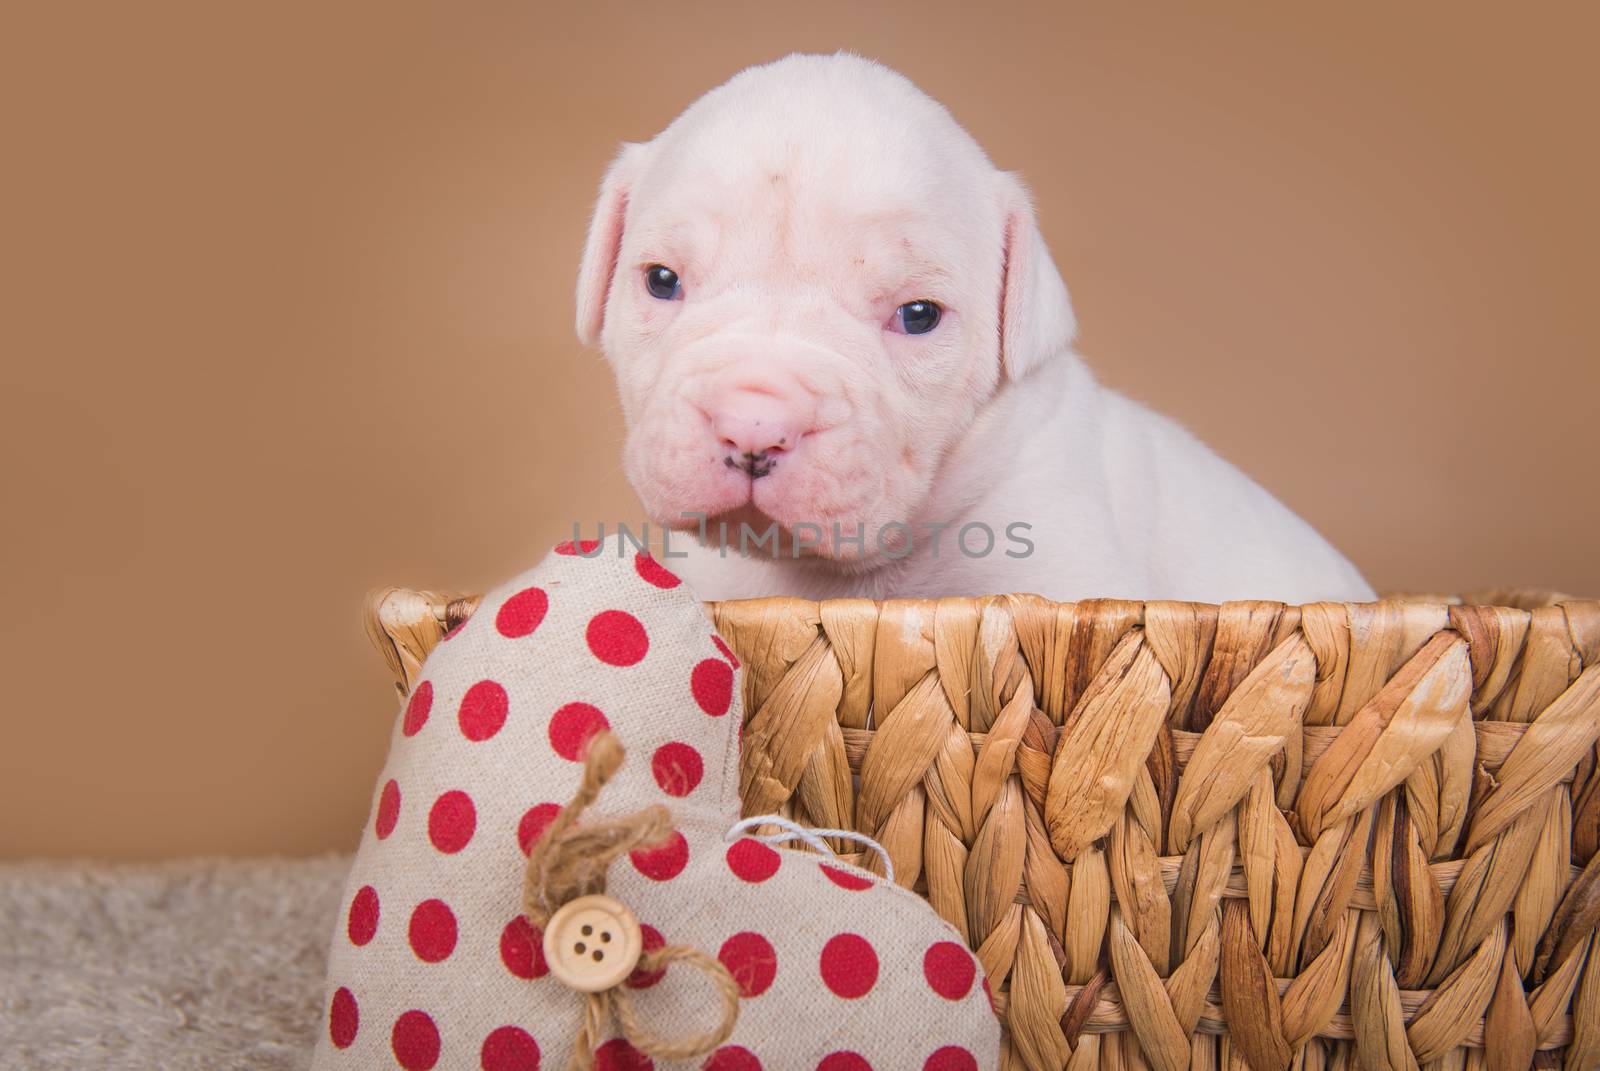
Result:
[724, 448, 777, 479]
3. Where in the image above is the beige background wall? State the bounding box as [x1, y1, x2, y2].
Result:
[3, 1, 1595, 859]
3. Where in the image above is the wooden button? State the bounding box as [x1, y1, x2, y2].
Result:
[542, 894, 644, 993]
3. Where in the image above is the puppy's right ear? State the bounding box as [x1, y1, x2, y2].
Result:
[575, 143, 646, 348]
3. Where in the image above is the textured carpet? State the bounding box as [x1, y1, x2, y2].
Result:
[0, 855, 349, 1070]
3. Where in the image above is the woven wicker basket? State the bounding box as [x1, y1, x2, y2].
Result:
[366, 587, 1600, 1071]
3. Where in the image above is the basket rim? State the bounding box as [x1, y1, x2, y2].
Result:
[365, 587, 1588, 691]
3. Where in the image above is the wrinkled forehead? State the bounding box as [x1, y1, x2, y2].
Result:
[627, 103, 996, 295]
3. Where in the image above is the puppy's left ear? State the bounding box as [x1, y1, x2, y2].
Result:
[576, 143, 647, 348]
[996, 172, 1077, 381]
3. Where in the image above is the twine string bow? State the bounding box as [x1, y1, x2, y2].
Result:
[522, 731, 741, 1071]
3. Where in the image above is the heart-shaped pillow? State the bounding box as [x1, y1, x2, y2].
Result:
[313, 538, 999, 1070]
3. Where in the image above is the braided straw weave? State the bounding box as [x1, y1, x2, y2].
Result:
[367, 587, 1600, 1071]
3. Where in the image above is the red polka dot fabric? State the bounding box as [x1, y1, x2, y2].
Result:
[313, 537, 997, 1070]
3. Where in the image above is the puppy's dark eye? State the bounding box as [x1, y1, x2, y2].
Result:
[645, 265, 681, 300]
[896, 300, 941, 335]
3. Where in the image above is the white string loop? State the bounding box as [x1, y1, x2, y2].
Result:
[724, 814, 894, 883]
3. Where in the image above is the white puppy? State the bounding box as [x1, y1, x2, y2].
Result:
[576, 53, 1375, 604]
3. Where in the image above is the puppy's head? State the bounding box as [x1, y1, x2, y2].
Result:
[577, 53, 1075, 561]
